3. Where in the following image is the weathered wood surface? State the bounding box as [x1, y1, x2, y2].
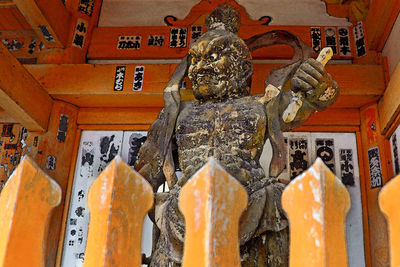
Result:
[0, 7, 31, 29]
[179, 158, 248, 267]
[76, 107, 360, 127]
[0, 156, 61, 267]
[379, 174, 400, 267]
[13, 0, 70, 48]
[360, 103, 391, 267]
[0, 43, 53, 132]
[36, 100, 79, 267]
[282, 158, 350, 267]
[25, 63, 384, 110]
[83, 156, 154, 267]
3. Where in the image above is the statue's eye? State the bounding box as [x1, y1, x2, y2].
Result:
[210, 53, 218, 61]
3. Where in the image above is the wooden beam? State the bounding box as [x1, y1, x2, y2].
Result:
[88, 25, 358, 60]
[25, 63, 385, 109]
[77, 107, 359, 127]
[35, 0, 102, 64]
[77, 107, 161, 125]
[0, 30, 41, 59]
[0, 110, 17, 123]
[378, 62, 400, 137]
[0, 43, 52, 132]
[0, 0, 15, 8]
[365, 0, 400, 51]
[13, 0, 71, 48]
[0, 6, 31, 30]
[305, 108, 360, 126]
[292, 125, 359, 132]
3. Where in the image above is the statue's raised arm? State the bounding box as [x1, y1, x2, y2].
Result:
[264, 47, 339, 177]
[280, 47, 338, 131]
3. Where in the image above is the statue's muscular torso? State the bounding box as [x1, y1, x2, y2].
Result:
[176, 95, 267, 185]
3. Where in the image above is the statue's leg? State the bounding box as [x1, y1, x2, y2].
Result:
[240, 182, 289, 266]
[240, 228, 289, 267]
[150, 190, 185, 266]
[265, 228, 289, 267]
[150, 230, 182, 267]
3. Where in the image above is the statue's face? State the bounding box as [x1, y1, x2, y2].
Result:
[188, 31, 253, 101]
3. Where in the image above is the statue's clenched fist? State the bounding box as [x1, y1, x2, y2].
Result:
[291, 58, 339, 110]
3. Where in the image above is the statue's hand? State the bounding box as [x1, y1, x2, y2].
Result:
[291, 58, 339, 110]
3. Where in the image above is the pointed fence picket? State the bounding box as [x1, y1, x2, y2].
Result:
[379, 173, 400, 267]
[83, 156, 154, 267]
[179, 158, 248, 267]
[0, 156, 61, 267]
[282, 158, 351, 267]
[3, 156, 400, 267]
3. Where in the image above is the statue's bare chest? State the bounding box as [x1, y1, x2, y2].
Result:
[176, 97, 267, 153]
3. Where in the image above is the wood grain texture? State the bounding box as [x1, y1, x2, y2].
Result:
[282, 158, 350, 267]
[34, 101, 78, 267]
[13, 0, 71, 48]
[179, 158, 247, 267]
[25, 63, 385, 110]
[83, 156, 153, 267]
[0, 6, 31, 30]
[0, 43, 52, 132]
[0, 156, 61, 267]
[379, 174, 400, 267]
[88, 25, 355, 60]
[77, 107, 359, 126]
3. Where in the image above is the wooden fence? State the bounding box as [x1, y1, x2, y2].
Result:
[0, 155, 398, 266]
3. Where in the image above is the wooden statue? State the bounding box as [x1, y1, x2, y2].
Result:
[135, 4, 339, 266]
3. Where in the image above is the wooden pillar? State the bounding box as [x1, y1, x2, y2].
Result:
[359, 103, 393, 267]
[35, 100, 78, 267]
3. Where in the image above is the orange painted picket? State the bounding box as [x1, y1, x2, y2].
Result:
[179, 158, 248, 267]
[282, 158, 351, 267]
[379, 174, 400, 267]
[83, 156, 154, 267]
[3, 156, 400, 267]
[0, 156, 61, 267]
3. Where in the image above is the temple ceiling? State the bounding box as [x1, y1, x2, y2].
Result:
[99, 0, 352, 27]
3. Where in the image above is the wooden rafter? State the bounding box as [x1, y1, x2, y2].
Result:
[25, 63, 384, 110]
[0, 109, 16, 123]
[0, 42, 53, 132]
[33, 0, 103, 64]
[88, 24, 360, 60]
[365, 0, 400, 51]
[76, 107, 360, 127]
[0, 30, 41, 59]
[0, 0, 15, 8]
[13, 0, 71, 48]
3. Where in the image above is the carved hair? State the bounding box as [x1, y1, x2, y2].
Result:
[205, 4, 241, 34]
